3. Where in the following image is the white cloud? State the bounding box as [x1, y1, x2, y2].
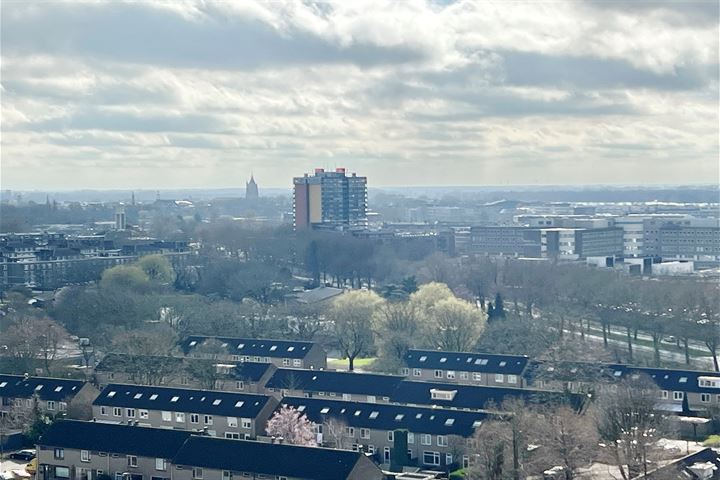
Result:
[0, 0, 717, 189]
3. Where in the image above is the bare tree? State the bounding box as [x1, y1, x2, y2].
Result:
[266, 405, 318, 446]
[4, 314, 67, 375]
[534, 406, 598, 480]
[374, 300, 420, 371]
[594, 376, 668, 480]
[322, 417, 351, 450]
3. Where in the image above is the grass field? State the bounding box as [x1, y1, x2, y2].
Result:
[327, 357, 377, 370]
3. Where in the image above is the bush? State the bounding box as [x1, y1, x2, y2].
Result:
[449, 468, 467, 479]
[703, 434, 720, 447]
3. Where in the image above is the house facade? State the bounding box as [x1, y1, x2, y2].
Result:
[0, 374, 98, 420]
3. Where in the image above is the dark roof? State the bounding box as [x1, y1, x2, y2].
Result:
[265, 369, 404, 397]
[173, 436, 370, 480]
[405, 349, 528, 375]
[644, 447, 720, 479]
[391, 380, 586, 411]
[179, 336, 318, 359]
[232, 362, 274, 382]
[285, 286, 344, 304]
[39, 420, 192, 458]
[0, 375, 87, 402]
[614, 365, 720, 395]
[281, 397, 486, 437]
[525, 361, 720, 396]
[93, 384, 274, 418]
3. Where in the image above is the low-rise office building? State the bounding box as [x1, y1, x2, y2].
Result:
[179, 336, 327, 370]
[401, 349, 528, 387]
[92, 384, 278, 440]
[0, 374, 97, 420]
[281, 397, 486, 470]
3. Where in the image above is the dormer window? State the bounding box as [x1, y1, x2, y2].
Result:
[699, 377, 720, 388]
[430, 389, 457, 401]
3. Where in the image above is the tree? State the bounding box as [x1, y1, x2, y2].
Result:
[426, 297, 486, 352]
[266, 405, 318, 446]
[322, 417, 352, 450]
[328, 290, 382, 371]
[409, 282, 454, 312]
[488, 292, 506, 322]
[535, 406, 598, 480]
[374, 300, 420, 371]
[594, 376, 668, 479]
[137, 254, 175, 284]
[100, 265, 150, 292]
[110, 324, 179, 357]
[185, 339, 227, 390]
[4, 314, 67, 375]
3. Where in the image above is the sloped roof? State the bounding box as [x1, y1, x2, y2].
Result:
[93, 384, 274, 418]
[179, 336, 318, 359]
[0, 375, 87, 402]
[405, 349, 528, 375]
[265, 369, 404, 397]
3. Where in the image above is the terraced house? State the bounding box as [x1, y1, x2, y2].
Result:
[0, 374, 98, 420]
[37, 420, 384, 480]
[92, 384, 278, 440]
[179, 336, 327, 370]
[280, 397, 486, 471]
[264, 368, 404, 402]
[402, 349, 528, 387]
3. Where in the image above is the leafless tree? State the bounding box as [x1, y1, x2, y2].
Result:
[322, 417, 351, 450]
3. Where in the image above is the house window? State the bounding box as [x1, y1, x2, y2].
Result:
[673, 391, 684, 401]
[127, 408, 136, 418]
[360, 428, 370, 439]
[434, 370, 443, 378]
[47, 401, 56, 410]
[507, 375, 518, 384]
[401, 368, 410, 375]
[225, 432, 241, 439]
[661, 390, 669, 399]
[222, 471, 232, 480]
[192, 468, 203, 479]
[227, 417, 238, 427]
[367, 445, 375, 454]
[113, 407, 122, 417]
[472, 373, 482, 381]
[460, 372, 468, 380]
[446, 453, 453, 465]
[408, 432, 415, 444]
[384, 447, 391, 462]
[413, 369, 422, 377]
[701, 393, 711, 403]
[176, 412, 185, 423]
[463, 455, 470, 468]
[236, 381, 244, 390]
[155, 458, 167, 471]
[283, 359, 290, 366]
[241, 418, 252, 429]
[101, 406, 108, 416]
[388, 431, 394, 442]
[345, 427, 355, 437]
[140, 410, 149, 419]
[495, 374, 504, 383]
[59, 402, 67, 412]
[128, 455, 138, 467]
[293, 359, 302, 367]
[437, 435, 448, 447]
[423, 451, 440, 466]
[54, 448, 64, 460]
[204, 415, 213, 425]
[421, 434, 431, 445]
[55, 467, 70, 478]
[162, 411, 171, 422]
[447, 371, 456, 379]
[81, 450, 91, 462]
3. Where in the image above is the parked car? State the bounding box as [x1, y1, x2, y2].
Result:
[9, 450, 36, 461]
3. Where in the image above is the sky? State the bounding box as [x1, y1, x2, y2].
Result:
[1, 0, 718, 190]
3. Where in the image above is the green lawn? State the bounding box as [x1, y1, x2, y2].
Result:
[327, 357, 377, 370]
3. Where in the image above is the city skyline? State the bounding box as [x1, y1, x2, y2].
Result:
[2, 1, 718, 190]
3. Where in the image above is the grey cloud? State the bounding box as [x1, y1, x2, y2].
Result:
[1, 3, 426, 70]
[20, 110, 228, 134]
[582, 0, 720, 27]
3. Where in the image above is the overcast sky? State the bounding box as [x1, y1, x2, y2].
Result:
[1, 0, 718, 190]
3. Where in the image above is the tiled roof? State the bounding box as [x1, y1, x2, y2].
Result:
[281, 397, 486, 437]
[173, 436, 372, 480]
[392, 380, 586, 411]
[265, 369, 404, 397]
[405, 349, 528, 375]
[179, 336, 317, 359]
[93, 384, 274, 418]
[0, 375, 86, 402]
[39, 420, 192, 458]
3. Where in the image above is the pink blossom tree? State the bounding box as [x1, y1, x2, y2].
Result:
[266, 405, 318, 446]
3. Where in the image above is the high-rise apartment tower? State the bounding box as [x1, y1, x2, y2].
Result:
[293, 168, 367, 230]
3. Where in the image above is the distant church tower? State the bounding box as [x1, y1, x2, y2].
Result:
[246, 174, 259, 200]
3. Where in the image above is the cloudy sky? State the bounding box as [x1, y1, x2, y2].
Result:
[1, 0, 718, 190]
